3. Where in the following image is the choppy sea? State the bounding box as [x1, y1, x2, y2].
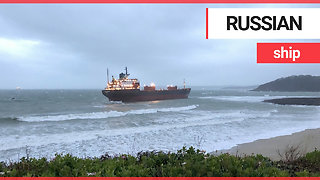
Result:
[1, 87, 320, 162]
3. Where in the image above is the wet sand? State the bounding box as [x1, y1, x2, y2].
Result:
[219, 128, 320, 161]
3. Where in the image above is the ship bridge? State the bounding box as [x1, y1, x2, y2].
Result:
[106, 67, 140, 90]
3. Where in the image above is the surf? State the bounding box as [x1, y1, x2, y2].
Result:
[17, 105, 199, 122]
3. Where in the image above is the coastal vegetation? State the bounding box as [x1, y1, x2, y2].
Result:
[1, 147, 320, 177]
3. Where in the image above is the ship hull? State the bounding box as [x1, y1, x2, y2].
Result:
[102, 88, 191, 102]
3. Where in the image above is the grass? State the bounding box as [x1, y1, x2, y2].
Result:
[1, 146, 320, 177]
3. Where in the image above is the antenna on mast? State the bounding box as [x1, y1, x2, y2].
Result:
[107, 68, 109, 84]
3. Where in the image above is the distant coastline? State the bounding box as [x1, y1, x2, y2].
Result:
[253, 75, 320, 92]
[264, 97, 320, 106]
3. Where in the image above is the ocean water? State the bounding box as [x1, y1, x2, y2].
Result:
[1, 88, 320, 162]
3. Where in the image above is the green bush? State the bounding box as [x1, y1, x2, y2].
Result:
[1, 147, 320, 177]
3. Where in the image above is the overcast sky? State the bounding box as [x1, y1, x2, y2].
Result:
[0, 4, 319, 89]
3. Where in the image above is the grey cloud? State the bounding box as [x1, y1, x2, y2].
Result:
[0, 4, 319, 89]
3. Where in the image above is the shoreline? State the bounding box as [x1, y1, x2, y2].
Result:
[219, 128, 320, 161]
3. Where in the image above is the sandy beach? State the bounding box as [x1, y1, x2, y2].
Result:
[220, 128, 320, 161]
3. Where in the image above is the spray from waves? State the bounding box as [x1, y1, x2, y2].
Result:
[17, 105, 199, 122]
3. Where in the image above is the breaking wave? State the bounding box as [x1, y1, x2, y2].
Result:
[17, 105, 199, 122]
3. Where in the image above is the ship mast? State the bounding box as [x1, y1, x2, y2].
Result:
[184, 79, 186, 89]
[107, 68, 109, 84]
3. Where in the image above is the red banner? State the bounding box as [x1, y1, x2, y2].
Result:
[1, 178, 320, 180]
[257, 43, 320, 63]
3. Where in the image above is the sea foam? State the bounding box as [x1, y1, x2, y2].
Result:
[17, 105, 199, 122]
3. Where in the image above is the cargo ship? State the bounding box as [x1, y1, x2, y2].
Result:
[102, 67, 191, 102]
